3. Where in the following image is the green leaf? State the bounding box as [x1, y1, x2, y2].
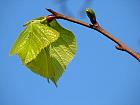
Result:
[10, 18, 59, 64]
[10, 17, 77, 86]
[26, 20, 77, 86]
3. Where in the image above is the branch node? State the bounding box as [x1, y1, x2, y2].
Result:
[115, 45, 124, 51]
[46, 15, 56, 23]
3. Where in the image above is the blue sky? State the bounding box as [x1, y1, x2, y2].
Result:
[1, 0, 140, 105]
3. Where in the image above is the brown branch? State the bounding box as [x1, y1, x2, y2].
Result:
[47, 8, 140, 62]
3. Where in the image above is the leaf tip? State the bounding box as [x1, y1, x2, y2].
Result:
[9, 48, 15, 56]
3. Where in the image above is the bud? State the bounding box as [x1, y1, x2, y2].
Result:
[47, 15, 56, 23]
[86, 8, 96, 24]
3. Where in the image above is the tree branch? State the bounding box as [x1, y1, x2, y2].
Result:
[47, 8, 140, 62]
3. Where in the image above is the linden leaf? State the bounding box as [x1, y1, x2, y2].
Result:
[26, 20, 77, 86]
[10, 18, 59, 64]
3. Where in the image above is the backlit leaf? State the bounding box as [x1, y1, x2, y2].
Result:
[10, 18, 59, 64]
[10, 17, 77, 86]
[26, 20, 77, 86]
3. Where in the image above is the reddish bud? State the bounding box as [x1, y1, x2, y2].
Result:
[47, 15, 56, 23]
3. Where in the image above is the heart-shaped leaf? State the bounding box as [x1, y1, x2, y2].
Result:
[10, 17, 59, 64]
[26, 20, 77, 86]
[10, 18, 77, 86]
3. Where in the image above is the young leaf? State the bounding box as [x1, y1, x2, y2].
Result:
[26, 20, 77, 86]
[10, 18, 59, 64]
[10, 17, 77, 86]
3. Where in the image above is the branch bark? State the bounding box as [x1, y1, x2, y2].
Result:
[47, 8, 140, 62]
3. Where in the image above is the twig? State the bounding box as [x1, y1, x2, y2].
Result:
[46, 8, 140, 62]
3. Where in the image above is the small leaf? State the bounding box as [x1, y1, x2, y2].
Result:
[10, 18, 59, 64]
[26, 20, 77, 85]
